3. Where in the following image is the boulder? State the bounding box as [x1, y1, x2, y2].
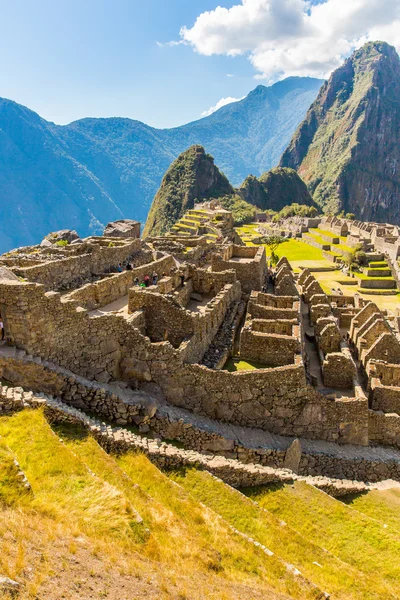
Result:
[0, 576, 20, 596]
[103, 219, 140, 239]
[41, 229, 80, 246]
[283, 438, 302, 474]
[0, 267, 19, 282]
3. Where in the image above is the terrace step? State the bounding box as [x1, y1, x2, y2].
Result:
[171, 468, 392, 600]
[0, 382, 386, 497]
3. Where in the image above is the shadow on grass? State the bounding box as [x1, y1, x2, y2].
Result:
[52, 421, 89, 442]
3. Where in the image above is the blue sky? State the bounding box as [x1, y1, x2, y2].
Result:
[0, 0, 254, 127]
[0, 0, 399, 128]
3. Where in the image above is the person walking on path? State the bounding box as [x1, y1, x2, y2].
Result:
[152, 271, 158, 285]
[144, 274, 150, 287]
[117, 263, 123, 273]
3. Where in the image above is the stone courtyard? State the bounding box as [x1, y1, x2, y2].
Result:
[2, 208, 400, 487]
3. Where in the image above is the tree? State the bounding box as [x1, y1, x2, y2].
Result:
[259, 235, 286, 265]
[342, 244, 367, 272]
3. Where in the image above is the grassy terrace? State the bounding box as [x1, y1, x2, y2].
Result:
[171, 469, 398, 600]
[235, 222, 400, 311]
[0, 409, 313, 599]
[245, 481, 400, 599]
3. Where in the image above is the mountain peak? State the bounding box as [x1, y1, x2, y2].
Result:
[280, 41, 400, 222]
[143, 145, 233, 237]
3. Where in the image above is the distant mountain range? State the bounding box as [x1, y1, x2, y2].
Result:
[0, 76, 322, 252]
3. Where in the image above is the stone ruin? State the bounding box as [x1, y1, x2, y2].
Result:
[2, 208, 400, 487]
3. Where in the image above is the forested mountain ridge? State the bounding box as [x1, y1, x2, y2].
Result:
[0, 76, 322, 252]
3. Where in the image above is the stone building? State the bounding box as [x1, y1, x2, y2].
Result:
[2, 211, 400, 485]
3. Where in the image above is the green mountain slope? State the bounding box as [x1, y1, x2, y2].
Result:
[238, 167, 314, 211]
[0, 76, 322, 252]
[143, 145, 233, 237]
[280, 41, 400, 222]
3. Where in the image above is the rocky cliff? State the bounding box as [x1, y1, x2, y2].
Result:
[238, 167, 313, 211]
[280, 41, 400, 223]
[143, 145, 233, 237]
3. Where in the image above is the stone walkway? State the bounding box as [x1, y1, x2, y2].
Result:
[88, 294, 129, 317]
[2, 344, 400, 476]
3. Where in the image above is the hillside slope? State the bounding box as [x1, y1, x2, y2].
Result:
[143, 145, 232, 237]
[0, 76, 322, 252]
[280, 42, 400, 222]
[238, 167, 314, 211]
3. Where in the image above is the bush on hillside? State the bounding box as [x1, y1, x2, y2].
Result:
[219, 195, 255, 225]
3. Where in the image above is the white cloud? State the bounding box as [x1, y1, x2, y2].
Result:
[180, 0, 400, 81]
[201, 96, 245, 117]
[156, 40, 184, 48]
[226, 73, 235, 77]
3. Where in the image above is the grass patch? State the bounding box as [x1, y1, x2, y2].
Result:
[224, 358, 267, 372]
[246, 480, 400, 597]
[170, 468, 386, 600]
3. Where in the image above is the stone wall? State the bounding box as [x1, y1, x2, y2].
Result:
[322, 352, 357, 389]
[0, 279, 368, 444]
[240, 327, 300, 367]
[13, 238, 145, 290]
[369, 410, 400, 448]
[190, 266, 236, 295]
[211, 245, 267, 292]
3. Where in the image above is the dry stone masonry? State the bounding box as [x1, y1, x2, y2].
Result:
[2, 206, 400, 486]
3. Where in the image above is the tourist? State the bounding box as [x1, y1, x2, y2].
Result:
[0, 315, 4, 341]
[117, 263, 123, 273]
[180, 273, 185, 287]
[152, 271, 158, 285]
[126, 262, 132, 271]
[134, 277, 140, 286]
[144, 274, 150, 287]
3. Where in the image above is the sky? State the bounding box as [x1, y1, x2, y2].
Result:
[0, 0, 399, 129]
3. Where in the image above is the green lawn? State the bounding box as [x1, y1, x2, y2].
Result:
[224, 358, 267, 372]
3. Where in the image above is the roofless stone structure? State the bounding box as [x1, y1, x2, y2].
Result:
[2, 208, 400, 488]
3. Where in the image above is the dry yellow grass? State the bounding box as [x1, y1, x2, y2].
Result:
[0, 411, 304, 599]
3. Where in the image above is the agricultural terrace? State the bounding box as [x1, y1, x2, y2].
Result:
[236, 223, 400, 312]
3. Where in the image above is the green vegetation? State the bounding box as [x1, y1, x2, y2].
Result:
[258, 234, 287, 265]
[246, 480, 400, 598]
[219, 194, 255, 225]
[55, 239, 69, 247]
[143, 145, 233, 237]
[171, 468, 392, 600]
[273, 203, 319, 221]
[224, 358, 266, 371]
[239, 167, 314, 212]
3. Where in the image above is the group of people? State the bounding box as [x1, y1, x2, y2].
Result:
[116, 261, 186, 290]
[133, 271, 160, 288]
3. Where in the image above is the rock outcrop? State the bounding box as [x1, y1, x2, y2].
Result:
[143, 145, 233, 237]
[280, 41, 400, 223]
[103, 219, 140, 238]
[238, 167, 313, 211]
[41, 229, 80, 246]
